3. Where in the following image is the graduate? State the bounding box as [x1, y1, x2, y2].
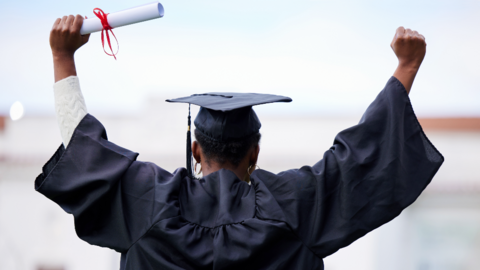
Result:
[36, 15, 444, 270]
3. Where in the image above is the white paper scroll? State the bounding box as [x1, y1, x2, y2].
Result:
[80, 2, 164, 35]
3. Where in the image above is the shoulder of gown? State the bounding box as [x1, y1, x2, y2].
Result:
[35, 113, 187, 252]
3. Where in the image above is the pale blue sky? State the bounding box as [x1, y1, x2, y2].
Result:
[0, 0, 479, 117]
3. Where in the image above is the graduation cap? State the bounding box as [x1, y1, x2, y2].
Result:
[166, 92, 292, 178]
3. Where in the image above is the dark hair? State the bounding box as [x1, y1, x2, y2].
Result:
[194, 129, 261, 167]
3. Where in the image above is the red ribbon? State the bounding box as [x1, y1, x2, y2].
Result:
[93, 8, 119, 60]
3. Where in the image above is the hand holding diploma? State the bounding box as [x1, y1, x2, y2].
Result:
[50, 15, 90, 82]
[51, 15, 90, 57]
[49, 2, 164, 78]
[50, 2, 164, 62]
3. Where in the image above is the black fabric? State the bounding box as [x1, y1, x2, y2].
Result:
[166, 92, 292, 142]
[35, 76, 443, 270]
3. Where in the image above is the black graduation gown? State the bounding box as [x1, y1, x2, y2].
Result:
[35, 77, 444, 270]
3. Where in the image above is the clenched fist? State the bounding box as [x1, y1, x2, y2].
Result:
[391, 27, 426, 94]
[391, 27, 426, 70]
[50, 15, 90, 57]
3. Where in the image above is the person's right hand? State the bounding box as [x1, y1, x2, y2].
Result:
[50, 15, 90, 57]
[390, 27, 426, 70]
[390, 27, 426, 94]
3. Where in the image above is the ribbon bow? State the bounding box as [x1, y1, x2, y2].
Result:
[93, 8, 119, 59]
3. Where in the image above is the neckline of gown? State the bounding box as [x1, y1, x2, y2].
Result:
[179, 169, 257, 229]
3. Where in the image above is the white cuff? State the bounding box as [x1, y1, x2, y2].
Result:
[54, 76, 88, 147]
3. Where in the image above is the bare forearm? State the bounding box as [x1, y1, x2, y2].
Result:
[393, 64, 419, 95]
[53, 53, 77, 82]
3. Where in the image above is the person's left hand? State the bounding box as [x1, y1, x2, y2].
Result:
[50, 15, 90, 58]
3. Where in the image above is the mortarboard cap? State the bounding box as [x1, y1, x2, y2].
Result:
[167, 92, 292, 142]
[166, 92, 292, 178]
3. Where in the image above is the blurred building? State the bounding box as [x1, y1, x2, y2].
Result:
[0, 100, 479, 270]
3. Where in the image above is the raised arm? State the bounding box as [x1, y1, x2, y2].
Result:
[255, 27, 443, 259]
[50, 15, 90, 146]
[50, 15, 90, 82]
[38, 16, 173, 253]
[391, 27, 426, 94]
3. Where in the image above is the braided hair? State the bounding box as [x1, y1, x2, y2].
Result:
[194, 129, 261, 167]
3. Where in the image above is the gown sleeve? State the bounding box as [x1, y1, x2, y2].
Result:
[35, 114, 181, 252]
[264, 76, 444, 258]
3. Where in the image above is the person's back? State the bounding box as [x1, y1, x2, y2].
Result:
[36, 15, 443, 270]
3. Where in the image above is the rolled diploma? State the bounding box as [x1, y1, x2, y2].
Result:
[80, 2, 164, 35]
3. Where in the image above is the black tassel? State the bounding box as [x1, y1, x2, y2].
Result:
[186, 104, 193, 178]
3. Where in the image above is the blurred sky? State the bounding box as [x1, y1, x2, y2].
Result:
[0, 0, 479, 118]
